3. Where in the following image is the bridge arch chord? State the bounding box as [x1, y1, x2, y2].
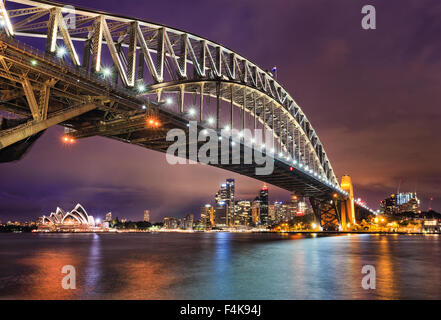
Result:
[3, 0, 338, 186]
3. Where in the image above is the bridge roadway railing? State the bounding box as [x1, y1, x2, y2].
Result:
[0, 33, 152, 105]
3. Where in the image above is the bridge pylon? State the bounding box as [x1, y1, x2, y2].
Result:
[340, 175, 355, 231]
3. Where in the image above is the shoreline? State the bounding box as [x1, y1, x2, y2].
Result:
[10, 230, 438, 235]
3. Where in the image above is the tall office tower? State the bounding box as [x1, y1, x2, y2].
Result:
[200, 204, 214, 228]
[214, 206, 228, 227]
[143, 210, 150, 222]
[259, 184, 269, 225]
[234, 200, 251, 226]
[380, 194, 398, 215]
[184, 213, 194, 230]
[105, 212, 112, 222]
[288, 194, 300, 218]
[215, 179, 235, 226]
[251, 199, 261, 225]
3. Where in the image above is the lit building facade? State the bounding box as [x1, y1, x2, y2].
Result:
[39, 204, 96, 231]
[215, 179, 235, 225]
[144, 210, 150, 222]
[381, 192, 421, 214]
[200, 204, 214, 228]
[259, 185, 269, 225]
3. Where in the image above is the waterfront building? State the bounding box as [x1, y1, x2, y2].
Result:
[105, 212, 112, 222]
[422, 220, 440, 233]
[215, 179, 235, 225]
[214, 206, 228, 228]
[200, 204, 214, 228]
[297, 199, 309, 216]
[268, 204, 275, 223]
[251, 200, 261, 225]
[274, 201, 290, 224]
[234, 200, 251, 226]
[39, 204, 96, 231]
[143, 210, 150, 222]
[163, 217, 178, 229]
[381, 192, 421, 215]
[259, 185, 269, 225]
[183, 214, 194, 230]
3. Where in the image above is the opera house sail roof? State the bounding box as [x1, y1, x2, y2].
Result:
[41, 204, 95, 228]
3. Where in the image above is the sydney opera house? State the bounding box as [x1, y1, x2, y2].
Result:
[39, 204, 97, 232]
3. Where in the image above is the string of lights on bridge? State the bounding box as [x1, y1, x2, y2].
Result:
[45, 42, 376, 214]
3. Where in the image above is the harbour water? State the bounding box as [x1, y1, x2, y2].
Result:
[0, 232, 440, 299]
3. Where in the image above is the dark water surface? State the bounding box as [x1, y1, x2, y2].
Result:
[0, 232, 440, 299]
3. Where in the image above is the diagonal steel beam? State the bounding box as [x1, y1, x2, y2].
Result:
[0, 103, 97, 149]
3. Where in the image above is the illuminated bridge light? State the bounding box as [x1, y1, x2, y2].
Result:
[61, 135, 75, 144]
[188, 108, 196, 117]
[56, 46, 67, 58]
[102, 67, 112, 78]
[207, 117, 215, 125]
[141, 105, 146, 110]
[165, 97, 173, 105]
[147, 117, 160, 128]
[289, 166, 293, 171]
[30, 59, 37, 66]
[224, 125, 230, 131]
[137, 83, 146, 93]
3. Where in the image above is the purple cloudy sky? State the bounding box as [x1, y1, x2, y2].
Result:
[1, 0, 440, 222]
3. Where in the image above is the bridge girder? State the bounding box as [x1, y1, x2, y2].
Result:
[1, 0, 339, 186]
[0, 0, 369, 224]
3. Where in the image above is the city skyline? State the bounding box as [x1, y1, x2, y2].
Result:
[1, 0, 440, 222]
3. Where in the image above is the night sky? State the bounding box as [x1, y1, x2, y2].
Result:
[1, 0, 440, 222]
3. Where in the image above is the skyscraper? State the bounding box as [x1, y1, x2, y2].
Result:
[215, 179, 235, 226]
[143, 210, 150, 222]
[105, 212, 112, 222]
[200, 204, 214, 228]
[259, 184, 269, 225]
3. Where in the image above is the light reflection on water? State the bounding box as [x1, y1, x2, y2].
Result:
[0, 233, 440, 299]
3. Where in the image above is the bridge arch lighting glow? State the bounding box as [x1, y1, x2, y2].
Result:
[56, 46, 67, 58]
[101, 67, 112, 78]
[207, 117, 215, 125]
[188, 108, 196, 116]
[165, 97, 173, 105]
[137, 83, 146, 93]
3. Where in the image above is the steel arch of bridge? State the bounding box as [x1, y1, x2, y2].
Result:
[0, 0, 339, 186]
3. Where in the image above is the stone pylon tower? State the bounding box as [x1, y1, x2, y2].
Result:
[340, 175, 356, 230]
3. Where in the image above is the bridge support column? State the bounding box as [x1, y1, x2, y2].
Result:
[309, 196, 341, 231]
[340, 175, 356, 230]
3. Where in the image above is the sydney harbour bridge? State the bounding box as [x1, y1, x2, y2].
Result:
[0, 0, 374, 231]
